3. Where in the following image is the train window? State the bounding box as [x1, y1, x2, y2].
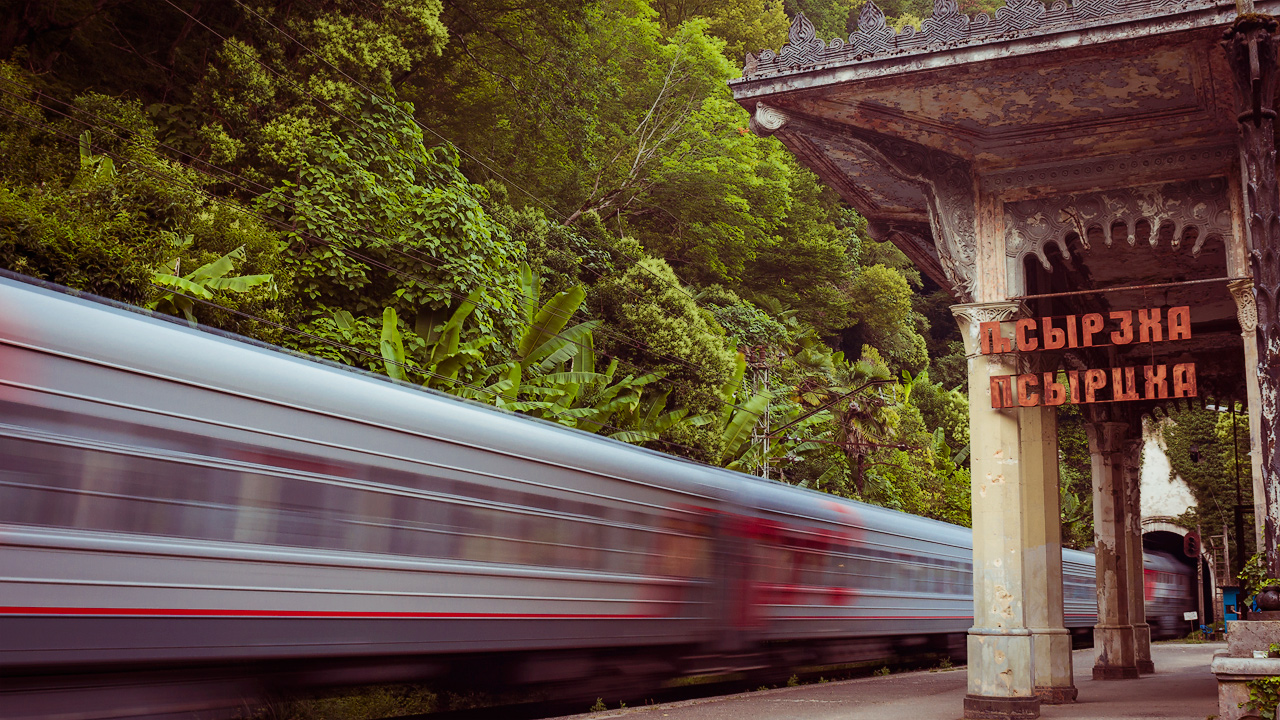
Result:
[0, 421, 701, 577]
[0, 437, 84, 527]
[232, 472, 280, 544]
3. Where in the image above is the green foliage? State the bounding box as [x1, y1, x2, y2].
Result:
[1165, 405, 1255, 564]
[150, 242, 275, 324]
[698, 285, 790, 347]
[261, 96, 526, 339]
[0, 66, 289, 338]
[591, 257, 737, 460]
[1240, 553, 1280, 606]
[1053, 402, 1093, 549]
[0, 0, 973, 525]
[845, 262, 928, 376]
[1242, 675, 1280, 720]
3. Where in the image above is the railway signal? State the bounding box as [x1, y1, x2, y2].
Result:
[1184, 531, 1201, 559]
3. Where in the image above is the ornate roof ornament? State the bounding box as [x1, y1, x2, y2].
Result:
[749, 102, 790, 136]
[1003, 178, 1233, 272]
[740, 0, 1199, 78]
[778, 13, 827, 66]
[847, 2, 895, 56]
[922, 0, 974, 46]
[995, 0, 1046, 33]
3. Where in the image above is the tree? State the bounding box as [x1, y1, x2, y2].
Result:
[260, 96, 526, 340]
[0, 67, 288, 337]
[590, 256, 737, 460]
[651, 0, 790, 64]
[1165, 405, 1255, 565]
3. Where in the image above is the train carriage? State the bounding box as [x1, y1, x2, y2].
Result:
[0, 272, 1198, 716]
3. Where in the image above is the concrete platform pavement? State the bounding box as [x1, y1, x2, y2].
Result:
[557, 642, 1225, 720]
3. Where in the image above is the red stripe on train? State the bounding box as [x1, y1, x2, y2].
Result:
[0, 607, 981, 621]
[0, 607, 652, 619]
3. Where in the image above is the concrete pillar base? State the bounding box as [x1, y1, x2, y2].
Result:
[1133, 622, 1153, 674]
[1029, 627, 1075, 701]
[963, 694, 1041, 719]
[1092, 665, 1140, 680]
[1034, 685, 1079, 704]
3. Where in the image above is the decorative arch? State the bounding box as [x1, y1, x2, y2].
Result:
[1004, 178, 1233, 274]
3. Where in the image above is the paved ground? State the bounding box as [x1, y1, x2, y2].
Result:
[554, 642, 1224, 720]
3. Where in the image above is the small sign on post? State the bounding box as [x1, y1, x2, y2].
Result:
[1184, 611, 1199, 621]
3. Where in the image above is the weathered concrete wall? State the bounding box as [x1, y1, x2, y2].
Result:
[1140, 418, 1196, 520]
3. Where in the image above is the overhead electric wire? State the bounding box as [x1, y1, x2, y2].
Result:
[163, 0, 755, 399]
[0, 87, 764, 421]
[221, 0, 711, 308]
[146, 283, 715, 458]
[0, 76, 712, 383]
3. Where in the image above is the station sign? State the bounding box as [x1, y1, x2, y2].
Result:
[978, 306, 1197, 408]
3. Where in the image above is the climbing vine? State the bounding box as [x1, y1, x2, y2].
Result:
[1243, 675, 1280, 720]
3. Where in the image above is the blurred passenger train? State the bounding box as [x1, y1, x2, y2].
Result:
[0, 273, 1196, 717]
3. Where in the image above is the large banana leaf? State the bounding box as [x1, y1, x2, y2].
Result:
[187, 246, 247, 283]
[609, 429, 659, 443]
[152, 274, 214, 299]
[430, 336, 494, 385]
[427, 288, 485, 366]
[721, 391, 772, 464]
[524, 320, 599, 371]
[532, 371, 608, 386]
[517, 285, 586, 360]
[204, 274, 274, 292]
[573, 334, 596, 374]
[517, 263, 538, 326]
[380, 307, 407, 381]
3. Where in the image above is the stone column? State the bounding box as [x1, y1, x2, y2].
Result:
[1225, 16, 1280, 576]
[1123, 434, 1154, 674]
[1019, 404, 1077, 703]
[1086, 420, 1139, 679]
[1230, 278, 1267, 551]
[954, 302, 1040, 720]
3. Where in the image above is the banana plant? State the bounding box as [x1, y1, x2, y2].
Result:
[74, 130, 116, 186]
[717, 352, 773, 467]
[610, 388, 688, 443]
[150, 243, 275, 324]
[512, 263, 599, 372]
[730, 400, 834, 475]
[378, 295, 494, 392]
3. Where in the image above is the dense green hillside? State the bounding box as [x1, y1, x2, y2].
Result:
[0, 0, 988, 527]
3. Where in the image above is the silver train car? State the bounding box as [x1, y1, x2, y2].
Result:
[0, 274, 1194, 715]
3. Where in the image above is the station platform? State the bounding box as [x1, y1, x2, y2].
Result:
[558, 642, 1223, 720]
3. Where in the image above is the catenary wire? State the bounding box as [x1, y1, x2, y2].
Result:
[147, 284, 715, 457]
[220, 0, 711, 308]
[0, 94, 763, 421]
[0, 75, 719, 382]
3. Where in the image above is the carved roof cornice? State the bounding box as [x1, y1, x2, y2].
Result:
[1003, 178, 1233, 269]
[981, 145, 1234, 197]
[755, 108, 978, 301]
[731, 0, 1250, 92]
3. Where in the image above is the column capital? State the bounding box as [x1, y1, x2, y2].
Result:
[952, 301, 1027, 356]
[1228, 278, 1258, 334]
[951, 300, 1024, 326]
